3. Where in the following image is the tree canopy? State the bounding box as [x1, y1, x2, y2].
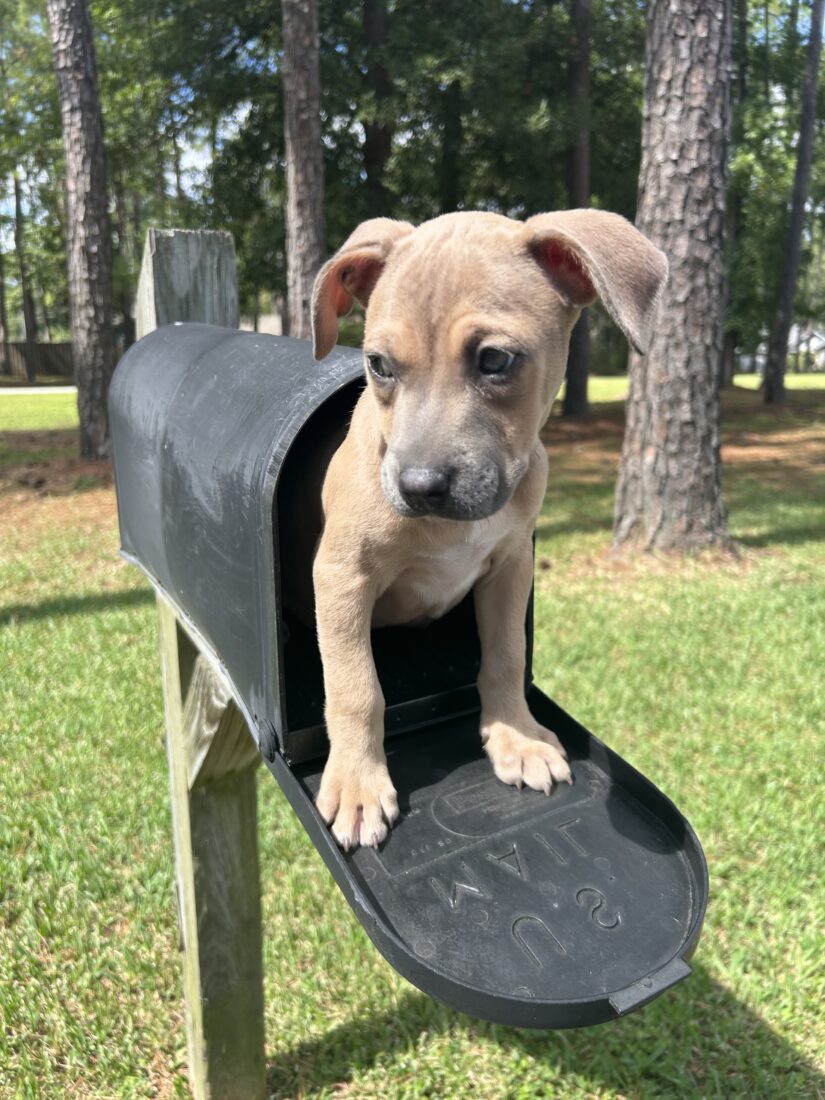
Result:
[1, 0, 823, 368]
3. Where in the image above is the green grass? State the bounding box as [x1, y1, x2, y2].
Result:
[1, 387, 824, 1099]
[0, 392, 79, 432]
[558, 375, 630, 403]
[0, 393, 80, 469]
[732, 372, 825, 390]
[558, 372, 825, 406]
[3, 372, 818, 429]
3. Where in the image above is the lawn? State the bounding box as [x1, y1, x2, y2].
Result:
[0, 391, 80, 432]
[1, 379, 823, 1099]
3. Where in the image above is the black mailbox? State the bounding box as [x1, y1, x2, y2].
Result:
[110, 323, 708, 1030]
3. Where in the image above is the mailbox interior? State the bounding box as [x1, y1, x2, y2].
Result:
[275, 378, 494, 765]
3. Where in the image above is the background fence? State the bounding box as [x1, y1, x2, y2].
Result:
[1, 343, 74, 381]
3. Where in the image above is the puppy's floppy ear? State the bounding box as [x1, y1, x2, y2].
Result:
[311, 217, 415, 359]
[522, 210, 668, 354]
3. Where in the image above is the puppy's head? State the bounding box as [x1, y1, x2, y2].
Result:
[312, 211, 667, 521]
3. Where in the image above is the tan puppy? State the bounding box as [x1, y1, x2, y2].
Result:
[310, 210, 667, 851]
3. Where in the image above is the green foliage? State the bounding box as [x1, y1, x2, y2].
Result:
[0, 0, 822, 358]
[726, 0, 825, 356]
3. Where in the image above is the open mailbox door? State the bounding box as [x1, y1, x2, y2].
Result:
[110, 323, 708, 1030]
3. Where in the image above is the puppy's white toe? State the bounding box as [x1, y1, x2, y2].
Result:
[535, 726, 569, 760]
[522, 750, 553, 792]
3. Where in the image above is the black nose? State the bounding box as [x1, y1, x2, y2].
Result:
[398, 466, 451, 502]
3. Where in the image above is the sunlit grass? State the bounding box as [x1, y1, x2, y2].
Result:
[557, 375, 629, 404]
[0, 391, 79, 431]
[733, 372, 825, 390]
[2, 371, 822, 434]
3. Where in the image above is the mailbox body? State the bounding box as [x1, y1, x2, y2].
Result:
[110, 324, 708, 1029]
[109, 323, 484, 765]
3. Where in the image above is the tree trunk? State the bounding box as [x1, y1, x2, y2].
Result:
[721, 330, 738, 387]
[762, 0, 824, 405]
[564, 312, 591, 417]
[437, 78, 463, 214]
[13, 174, 39, 383]
[131, 191, 142, 246]
[763, 0, 770, 99]
[562, 0, 591, 418]
[721, 0, 748, 390]
[0, 248, 9, 376]
[46, 0, 115, 458]
[39, 290, 53, 343]
[362, 0, 394, 217]
[170, 104, 186, 205]
[113, 181, 136, 350]
[153, 134, 167, 207]
[209, 116, 219, 162]
[783, 0, 800, 104]
[281, 0, 326, 340]
[565, 0, 591, 219]
[613, 0, 733, 552]
[802, 331, 813, 373]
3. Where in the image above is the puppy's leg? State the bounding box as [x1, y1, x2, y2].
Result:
[475, 542, 572, 792]
[313, 548, 398, 850]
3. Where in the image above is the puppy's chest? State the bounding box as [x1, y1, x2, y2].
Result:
[373, 521, 508, 627]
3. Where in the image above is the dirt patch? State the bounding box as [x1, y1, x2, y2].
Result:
[722, 426, 825, 465]
[1, 484, 120, 564]
[543, 411, 625, 448]
[0, 375, 70, 389]
[0, 428, 113, 497]
[539, 398, 825, 488]
[0, 427, 77, 452]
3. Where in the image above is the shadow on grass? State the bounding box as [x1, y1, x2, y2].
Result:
[0, 587, 153, 627]
[266, 963, 823, 1098]
[734, 522, 825, 549]
[536, 513, 614, 541]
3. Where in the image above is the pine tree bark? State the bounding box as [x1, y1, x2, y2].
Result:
[562, 0, 591, 418]
[362, 0, 394, 216]
[762, 0, 824, 404]
[14, 173, 39, 382]
[281, 0, 326, 340]
[438, 79, 463, 213]
[721, 0, 749, 389]
[613, 0, 733, 552]
[0, 247, 9, 376]
[113, 181, 136, 350]
[46, 0, 115, 458]
[39, 290, 53, 344]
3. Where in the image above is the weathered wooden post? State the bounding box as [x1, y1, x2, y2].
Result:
[136, 229, 266, 1100]
[136, 228, 240, 334]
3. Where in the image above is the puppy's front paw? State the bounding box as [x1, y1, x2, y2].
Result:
[482, 717, 572, 793]
[315, 754, 399, 851]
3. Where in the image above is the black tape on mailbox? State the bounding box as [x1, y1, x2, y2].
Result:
[110, 324, 708, 1029]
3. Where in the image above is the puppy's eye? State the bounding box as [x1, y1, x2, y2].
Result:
[367, 354, 393, 381]
[478, 347, 516, 376]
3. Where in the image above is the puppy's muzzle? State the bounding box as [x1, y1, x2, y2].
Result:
[382, 449, 517, 520]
